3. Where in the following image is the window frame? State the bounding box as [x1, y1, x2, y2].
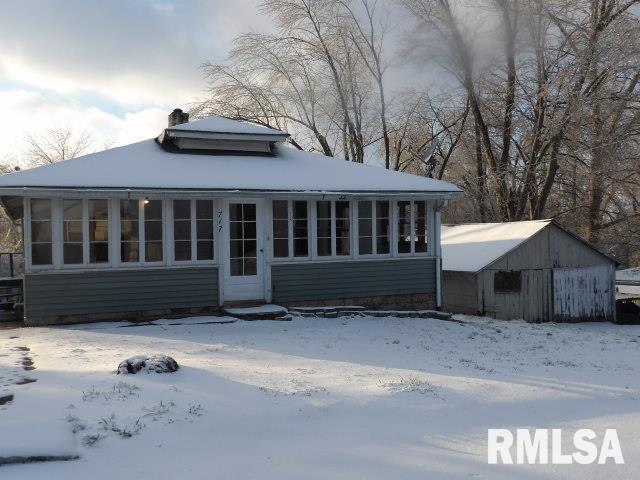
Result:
[117, 198, 166, 267]
[29, 198, 54, 268]
[310, 199, 353, 260]
[61, 198, 84, 266]
[168, 199, 217, 265]
[26, 197, 114, 271]
[355, 199, 392, 258]
[269, 199, 311, 262]
[494, 270, 522, 293]
[395, 199, 432, 257]
[88, 199, 110, 265]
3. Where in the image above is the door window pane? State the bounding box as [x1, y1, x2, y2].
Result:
[144, 200, 163, 262]
[229, 203, 257, 276]
[358, 201, 373, 255]
[272, 200, 289, 258]
[316, 201, 332, 256]
[335, 201, 350, 256]
[89, 199, 109, 263]
[397, 201, 411, 253]
[121, 200, 139, 262]
[63, 199, 83, 264]
[30, 199, 52, 265]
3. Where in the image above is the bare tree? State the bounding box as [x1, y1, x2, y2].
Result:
[24, 128, 93, 166]
[193, 0, 640, 263]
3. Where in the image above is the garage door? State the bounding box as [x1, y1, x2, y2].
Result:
[553, 265, 614, 321]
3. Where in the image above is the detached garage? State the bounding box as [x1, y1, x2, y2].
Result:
[441, 220, 618, 322]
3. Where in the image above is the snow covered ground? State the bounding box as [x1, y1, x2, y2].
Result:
[1, 314, 639, 479]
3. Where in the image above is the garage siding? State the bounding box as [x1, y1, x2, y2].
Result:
[552, 265, 615, 322]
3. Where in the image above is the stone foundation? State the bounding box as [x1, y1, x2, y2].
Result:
[280, 292, 436, 311]
[24, 306, 222, 327]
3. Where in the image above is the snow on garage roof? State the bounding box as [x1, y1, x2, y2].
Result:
[0, 138, 461, 194]
[166, 116, 287, 137]
[617, 267, 640, 282]
[441, 220, 551, 272]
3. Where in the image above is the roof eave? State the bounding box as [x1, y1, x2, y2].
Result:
[0, 186, 461, 198]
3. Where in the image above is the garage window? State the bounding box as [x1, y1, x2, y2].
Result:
[494, 271, 522, 293]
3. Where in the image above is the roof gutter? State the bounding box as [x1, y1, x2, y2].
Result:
[0, 186, 462, 199]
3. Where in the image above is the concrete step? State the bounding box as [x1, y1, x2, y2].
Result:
[223, 304, 291, 321]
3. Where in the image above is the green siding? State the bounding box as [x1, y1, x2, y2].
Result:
[271, 258, 436, 303]
[25, 267, 219, 323]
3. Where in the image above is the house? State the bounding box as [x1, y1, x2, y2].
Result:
[0, 109, 461, 325]
[441, 220, 618, 322]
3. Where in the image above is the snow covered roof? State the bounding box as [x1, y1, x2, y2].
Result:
[166, 116, 287, 137]
[0, 139, 461, 195]
[441, 220, 551, 272]
[617, 267, 640, 282]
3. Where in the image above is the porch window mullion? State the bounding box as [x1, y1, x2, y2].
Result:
[310, 200, 318, 260]
[139, 200, 145, 265]
[372, 200, 377, 255]
[288, 200, 294, 260]
[191, 199, 197, 261]
[410, 200, 416, 254]
[331, 200, 336, 257]
[82, 199, 89, 265]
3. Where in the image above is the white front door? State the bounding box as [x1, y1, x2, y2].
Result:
[222, 199, 265, 302]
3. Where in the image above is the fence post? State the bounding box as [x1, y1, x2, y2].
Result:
[9, 253, 14, 278]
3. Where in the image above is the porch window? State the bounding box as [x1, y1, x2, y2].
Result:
[272, 200, 289, 258]
[173, 200, 191, 261]
[196, 200, 214, 260]
[315, 200, 351, 257]
[62, 199, 83, 264]
[397, 200, 429, 255]
[120, 200, 140, 263]
[376, 201, 390, 254]
[398, 201, 411, 253]
[357, 200, 390, 256]
[415, 200, 427, 253]
[358, 201, 373, 255]
[30, 199, 52, 265]
[173, 199, 214, 262]
[89, 200, 109, 263]
[316, 201, 332, 257]
[144, 200, 163, 262]
[271, 200, 309, 259]
[293, 201, 309, 257]
[335, 201, 350, 256]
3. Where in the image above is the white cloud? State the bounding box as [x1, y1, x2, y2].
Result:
[0, 0, 271, 163]
[0, 0, 267, 108]
[0, 89, 168, 165]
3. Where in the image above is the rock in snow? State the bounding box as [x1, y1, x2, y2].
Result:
[117, 355, 179, 374]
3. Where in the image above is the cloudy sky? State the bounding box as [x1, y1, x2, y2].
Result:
[0, 0, 268, 163]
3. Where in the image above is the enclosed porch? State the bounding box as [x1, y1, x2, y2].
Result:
[15, 193, 443, 325]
